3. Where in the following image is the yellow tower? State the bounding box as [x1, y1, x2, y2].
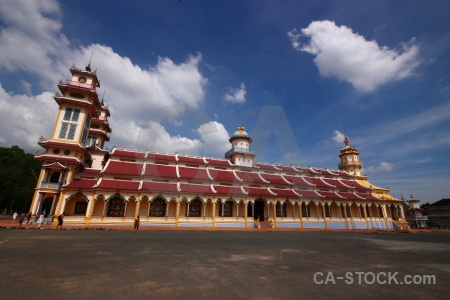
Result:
[338, 136, 364, 177]
[225, 125, 256, 167]
[30, 63, 110, 216]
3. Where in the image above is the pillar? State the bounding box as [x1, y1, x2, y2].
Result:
[322, 202, 328, 229]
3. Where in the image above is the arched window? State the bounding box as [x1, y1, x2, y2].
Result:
[188, 198, 202, 217]
[276, 202, 287, 217]
[219, 201, 233, 217]
[325, 203, 331, 217]
[301, 203, 309, 217]
[49, 172, 60, 183]
[150, 198, 166, 217]
[107, 197, 125, 217]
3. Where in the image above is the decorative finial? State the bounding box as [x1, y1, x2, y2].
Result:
[344, 136, 349, 147]
[86, 52, 94, 72]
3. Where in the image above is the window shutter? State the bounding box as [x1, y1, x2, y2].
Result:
[59, 123, 68, 138]
[72, 109, 80, 122]
[68, 124, 77, 140]
[63, 108, 73, 121]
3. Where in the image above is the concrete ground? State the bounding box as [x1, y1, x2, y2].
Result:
[0, 219, 449, 300]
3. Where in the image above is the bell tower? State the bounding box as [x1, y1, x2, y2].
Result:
[30, 63, 111, 215]
[338, 136, 364, 177]
[225, 125, 256, 167]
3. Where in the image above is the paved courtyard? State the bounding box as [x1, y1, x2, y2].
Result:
[0, 228, 449, 299]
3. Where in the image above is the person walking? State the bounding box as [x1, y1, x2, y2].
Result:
[56, 213, 64, 230]
[36, 213, 44, 229]
[133, 215, 140, 232]
[26, 212, 32, 224]
[18, 213, 25, 227]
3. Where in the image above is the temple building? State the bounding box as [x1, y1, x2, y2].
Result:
[405, 195, 428, 228]
[30, 64, 408, 230]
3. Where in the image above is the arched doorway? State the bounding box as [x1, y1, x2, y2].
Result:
[41, 197, 53, 217]
[254, 198, 265, 221]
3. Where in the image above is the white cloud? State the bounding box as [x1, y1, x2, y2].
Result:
[332, 130, 345, 144]
[0, 0, 209, 153]
[197, 121, 230, 156]
[135, 121, 202, 155]
[366, 162, 394, 173]
[0, 0, 69, 86]
[288, 20, 420, 92]
[225, 82, 246, 103]
[414, 157, 431, 164]
[0, 84, 56, 151]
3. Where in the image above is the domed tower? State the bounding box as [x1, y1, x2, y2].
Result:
[338, 136, 363, 177]
[225, 125, 256, 167]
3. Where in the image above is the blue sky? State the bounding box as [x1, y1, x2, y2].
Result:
[0, 0, 449, 203]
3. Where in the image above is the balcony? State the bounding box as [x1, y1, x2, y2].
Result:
[40, 182, 61, 190]
[225, 147, 257, 158]
[64, 80, 94, 90]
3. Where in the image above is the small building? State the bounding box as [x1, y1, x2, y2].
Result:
[406, 195, 428, 228]
[426, 198, 450, 228]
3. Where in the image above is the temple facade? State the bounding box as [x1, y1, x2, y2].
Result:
[30, 64, 408, 230]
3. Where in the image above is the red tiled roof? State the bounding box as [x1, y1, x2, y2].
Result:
[179, 183, 215, 195]
[38, 140, 85, 150]
[214, 185, 247, 196]
[178, 167, 211, 180]
[430, 198, 450, 207]
[340, 179, 367, 189]
[64, 178, 98, 189]
[355, 192, 380, 201]
[143, 163, 178, 178]
[96, 179, 140, 190]
[78, 168, 101, 175]
[305, 177, 333, 188]
[322, 178, 350, 189]
[260, 173, 291, 185]
[111, 148, 146, 159]
[178, 155, 205, 164]
[42, 162, 68, 170]
[270, 188, 299, 198]
[35, 154, 83, 165]
[317, 191, 343, 199]
[208, 169, 238, 182]
[102, 160, 143, 176]
[206, 158, 232, 166]
[277, 165, 300, 172]
[337, 192, 364, 200]
[296, 167, 317, 174]
[254, 163, 279, 170]
[235, 171, 267, 184]
[283, 175, 315, 187]
[296, 190, 324, 198]
[141, 181, 179, 193]
[247, 187, 274, 197]
[146, 153, 176, 161]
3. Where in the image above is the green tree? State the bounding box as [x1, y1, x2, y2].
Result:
[0, 146, 42, 213]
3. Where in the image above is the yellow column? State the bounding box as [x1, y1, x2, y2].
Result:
[343, 203, 349, 230]
[175, 195, 180, 227]
[135, 197, 141, 217]
[54, 191, 66, 215]
[244, 201, 248, 228]
[382, 204, 389, 229]
[272, 202, 277, 228]
[363, 204, 369, 229]
[212, 197, 216, 228]
[322, 202, 328, 229]
[299, 202, 303, 229]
